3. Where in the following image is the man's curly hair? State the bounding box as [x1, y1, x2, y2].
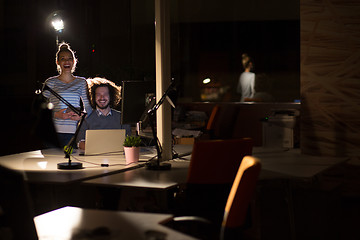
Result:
[87, 77, 121, 109]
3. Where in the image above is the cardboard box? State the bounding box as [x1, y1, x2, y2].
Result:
[174, 137, 195, 145]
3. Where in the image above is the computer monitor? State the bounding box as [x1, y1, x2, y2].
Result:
[121, 81, 155, 126]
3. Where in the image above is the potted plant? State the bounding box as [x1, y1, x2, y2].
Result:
[123, 135, 142, 164]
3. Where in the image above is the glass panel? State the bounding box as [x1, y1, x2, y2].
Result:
[171, 0, 300, 103]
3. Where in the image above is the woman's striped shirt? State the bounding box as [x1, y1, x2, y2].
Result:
[43, 76, 92, 134]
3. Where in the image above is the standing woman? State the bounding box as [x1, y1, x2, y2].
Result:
[43, 42, 92, 147]
[237, 53, 255, 102]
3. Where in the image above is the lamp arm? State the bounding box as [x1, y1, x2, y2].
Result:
[151, 79, 175, 112]
[146, 79, 175, 159]
[43, 84, 82, 116]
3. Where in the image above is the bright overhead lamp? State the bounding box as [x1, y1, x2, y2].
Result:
[51, 18, 64, 32]
[203, 78, 211, 84]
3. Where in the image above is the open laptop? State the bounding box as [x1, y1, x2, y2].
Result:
[85, 129, 126, 155]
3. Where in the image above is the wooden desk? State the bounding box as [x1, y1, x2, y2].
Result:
[34, 206, 196, 240]
[253, 147, 347, 180]
[0, 147, 158, 214]
[0, 145, 192, 214]
[83, 159, 190, 190]
[82, 159, 191, 212]
[252, 147, 347, 240]
[83, 147, 346, 190]
[0, 147, 157, 184]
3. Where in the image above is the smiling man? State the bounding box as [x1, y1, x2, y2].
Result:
[76, 77, 131, 150]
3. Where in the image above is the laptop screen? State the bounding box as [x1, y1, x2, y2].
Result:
[85, 129, 126, 155]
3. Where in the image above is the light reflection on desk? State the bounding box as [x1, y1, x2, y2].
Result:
[34, 206, 196, 240]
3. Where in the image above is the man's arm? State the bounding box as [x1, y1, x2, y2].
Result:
[76, 118, 89, 150]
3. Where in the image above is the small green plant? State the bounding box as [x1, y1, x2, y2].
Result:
[123, 135, 142, 147]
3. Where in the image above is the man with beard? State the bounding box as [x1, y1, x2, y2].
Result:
[76, 77, 131, 150]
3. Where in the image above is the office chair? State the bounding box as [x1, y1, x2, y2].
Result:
[199, 104, 220, 140]
[200, 104, 238, 140]
[170, 138, 253, 237]
[206, 105, 220, 131]
[187, 138, 253, 184]
[220, 156, 262, 239]
[166, 156, 261, 240]
[211, 104, 238, 140]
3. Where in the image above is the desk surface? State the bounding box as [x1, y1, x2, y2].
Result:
[0, 145, 346, 184]
[34, 206, 196, 240]
[0, 145, 192, 184]
[83, 147, 347, 190]
[83, 144, 192, 189]
[253, 147, 347, 179]
[84, 159, 190, 190]
[0, 148, 157, 183]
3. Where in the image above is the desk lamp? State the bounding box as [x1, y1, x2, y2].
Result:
[145, 80, 176, 170]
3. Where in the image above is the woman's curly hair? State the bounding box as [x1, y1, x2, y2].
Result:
[87, 77, 121, 109]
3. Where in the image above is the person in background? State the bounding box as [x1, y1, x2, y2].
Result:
[42, 42, 92, 147]
[77, 77, 131, 150]
[237, 53, 255, 102]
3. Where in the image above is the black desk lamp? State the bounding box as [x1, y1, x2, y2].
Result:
[43, 84, 86, 169]
[145, 80, 176, 170]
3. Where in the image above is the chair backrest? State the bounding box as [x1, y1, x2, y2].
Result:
[206, 104, 220, 131]
[221, 156, 261, 229]
[0, 165, 38, 239]
[187, 138, 253, 184]
[212, 104, 238, 139]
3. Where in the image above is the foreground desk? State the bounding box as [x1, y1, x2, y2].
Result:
[34, 206, 196, 240]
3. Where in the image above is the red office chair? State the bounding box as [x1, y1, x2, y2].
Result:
[169, 138, 254, 238]
[206, 105, 220, 130]
[220, 156, 262, 239]
[211, 104, 238, 140]
[187, 138, 253, 184]
[200, 104, 220, 140]
[166, 155, 261, 240]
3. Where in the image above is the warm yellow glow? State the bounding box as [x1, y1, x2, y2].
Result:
[35, 207, 82, 239]
[37, 161, 48, 169]
[203, 78, 211, 84]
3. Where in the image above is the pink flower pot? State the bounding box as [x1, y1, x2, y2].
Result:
[124, 147, 140, 164]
